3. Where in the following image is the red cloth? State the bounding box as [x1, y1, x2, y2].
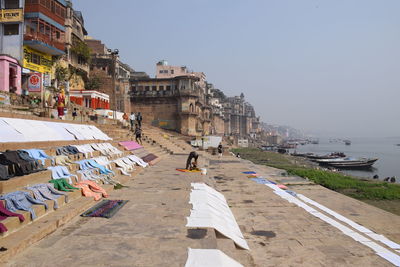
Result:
[57, 107, 64, 117]
[0, 201, 25, 233]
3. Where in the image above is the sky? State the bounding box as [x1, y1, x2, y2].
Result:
[74, 0, 400, 138]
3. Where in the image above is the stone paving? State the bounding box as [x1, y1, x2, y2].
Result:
[6, 154, 400, 267]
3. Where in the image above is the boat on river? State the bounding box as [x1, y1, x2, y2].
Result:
[316, 157, 378, 169]
[306, 152, 346, 161]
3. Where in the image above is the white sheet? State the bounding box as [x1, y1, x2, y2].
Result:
[0, 117, 112, 143]
[185, 248, 243, 267]
[186, 183, 250, 250]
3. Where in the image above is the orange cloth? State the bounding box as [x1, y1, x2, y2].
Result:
[176, 168, 201, 173]
[75, 184, 102, 201]
[75, 180, 109, 199]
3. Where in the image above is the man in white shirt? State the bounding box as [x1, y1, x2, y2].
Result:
[129, 112, 136, 130]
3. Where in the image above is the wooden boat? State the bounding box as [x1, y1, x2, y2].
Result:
[306, 152, 346, 161]
[316, 157, 378, 169]
[344, 140, 351, 145]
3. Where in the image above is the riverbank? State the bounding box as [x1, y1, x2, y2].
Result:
[232, 148, 400, 215]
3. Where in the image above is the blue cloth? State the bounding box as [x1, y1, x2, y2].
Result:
[285, 190, 297, 197]
[0, 191, 48, 219]
[243, 171, 257, 174]
[251, 178, 268, 184]
[22, 149, 52, 165]
[26, 184, 68, 209]
[251, 178, 276, 185]
[76, 159, 114, 175]
[48, 166, 77, 183]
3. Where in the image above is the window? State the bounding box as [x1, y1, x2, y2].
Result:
[159, 86, 164, 91]
[159, 70, 163, 74]
[171, 70, 174, 74]
[166, 86, 171, 90]
[5, 0, 19, 9]
[145, 86, 150, 91]
[151, 86, 156, 91]
[32, 53, 41, 65]
[4, 24, 19, 35]
[56, 31, 60, 39]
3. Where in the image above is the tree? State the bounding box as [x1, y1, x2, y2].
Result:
[85, 76, 101, 90]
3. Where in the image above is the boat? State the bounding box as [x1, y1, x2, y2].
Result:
[306, 152, 346, 161]
[316, 157, 378, 169]
[344, 140, 351, 145]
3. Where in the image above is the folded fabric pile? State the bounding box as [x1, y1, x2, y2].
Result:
[53, 155, 74, 166]
[75, 180, 109, 201]
[0, 201, 25, 233]
[48, 166, 78, 184]
[0, 150, 44, 180]
[91, 143, 123, 157]
[56, 146, 80, 156]
[26, 183, 68, 209]
[71, 144, 95, 158]
[0, 191, 48, 220]
[75, 159, 114, 175]
[21, 149, 52, 165]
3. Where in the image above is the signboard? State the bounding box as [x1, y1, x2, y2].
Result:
[0, 9, 23, 22]
[23, 46, 52, 73]
[28, 73, 42, 92]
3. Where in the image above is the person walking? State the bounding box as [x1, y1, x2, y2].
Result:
[218, 143, 223, 158]
[72, 108, 78, 121]
[134, 125, 142, 145]
[136, 112, 142, 128]
[129, 112, 136, 130]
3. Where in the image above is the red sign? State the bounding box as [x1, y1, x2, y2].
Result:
[28, 73, 42, 92]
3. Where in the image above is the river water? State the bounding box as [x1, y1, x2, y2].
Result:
[294, 137, 400, 183]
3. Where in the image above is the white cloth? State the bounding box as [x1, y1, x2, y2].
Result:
[185, 248, 243, 267]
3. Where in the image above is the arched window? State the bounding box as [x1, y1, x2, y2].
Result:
[189, 103, 194, 113]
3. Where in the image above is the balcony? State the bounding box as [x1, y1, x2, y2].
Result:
[24, 31, 65, 56]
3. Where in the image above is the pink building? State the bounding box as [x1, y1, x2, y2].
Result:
[0, 55, 22, 95]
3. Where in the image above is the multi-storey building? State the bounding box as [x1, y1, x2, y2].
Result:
[130, 62, 213, 136]
[85, 37, 132, 113]
[64, 0, 89, 90]
[220, 93, 260, 140]
[23, 0, 67, 93]
[0, 0, 24, 94]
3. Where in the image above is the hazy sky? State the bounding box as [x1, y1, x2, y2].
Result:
[74, 0, 400, 138]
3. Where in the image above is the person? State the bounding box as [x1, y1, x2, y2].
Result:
[57, 90, 65, 119]
[236, 153, 241, 158]
[137, 112, 142, 127]
[129, 112, 136, 130]
[134, 125, 142, 145]
[122, 112, 128, 121]
[217, 143, 223, 158]
[72, 108, 78, 120]
[186, 151, 199, 170]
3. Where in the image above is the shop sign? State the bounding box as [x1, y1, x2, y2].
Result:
[23, 46, 52, 73]
[0, 9, 23, 22]
[28, 73, 42, 92]
[43, 73, 51, 87]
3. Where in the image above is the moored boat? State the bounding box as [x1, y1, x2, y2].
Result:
[316, 157, 378, 169]
[306, 152, 346, 161]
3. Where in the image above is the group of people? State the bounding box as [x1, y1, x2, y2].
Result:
[122, 112, 143, 145]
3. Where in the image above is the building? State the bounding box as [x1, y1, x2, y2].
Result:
[64, 0, 89, 90]
[23, 0, 67, 94]
[70, 89, 109, 110]
[130, 62, 213, 136]
[85, 37, 132, 113]
[0, 0, 25, 94]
